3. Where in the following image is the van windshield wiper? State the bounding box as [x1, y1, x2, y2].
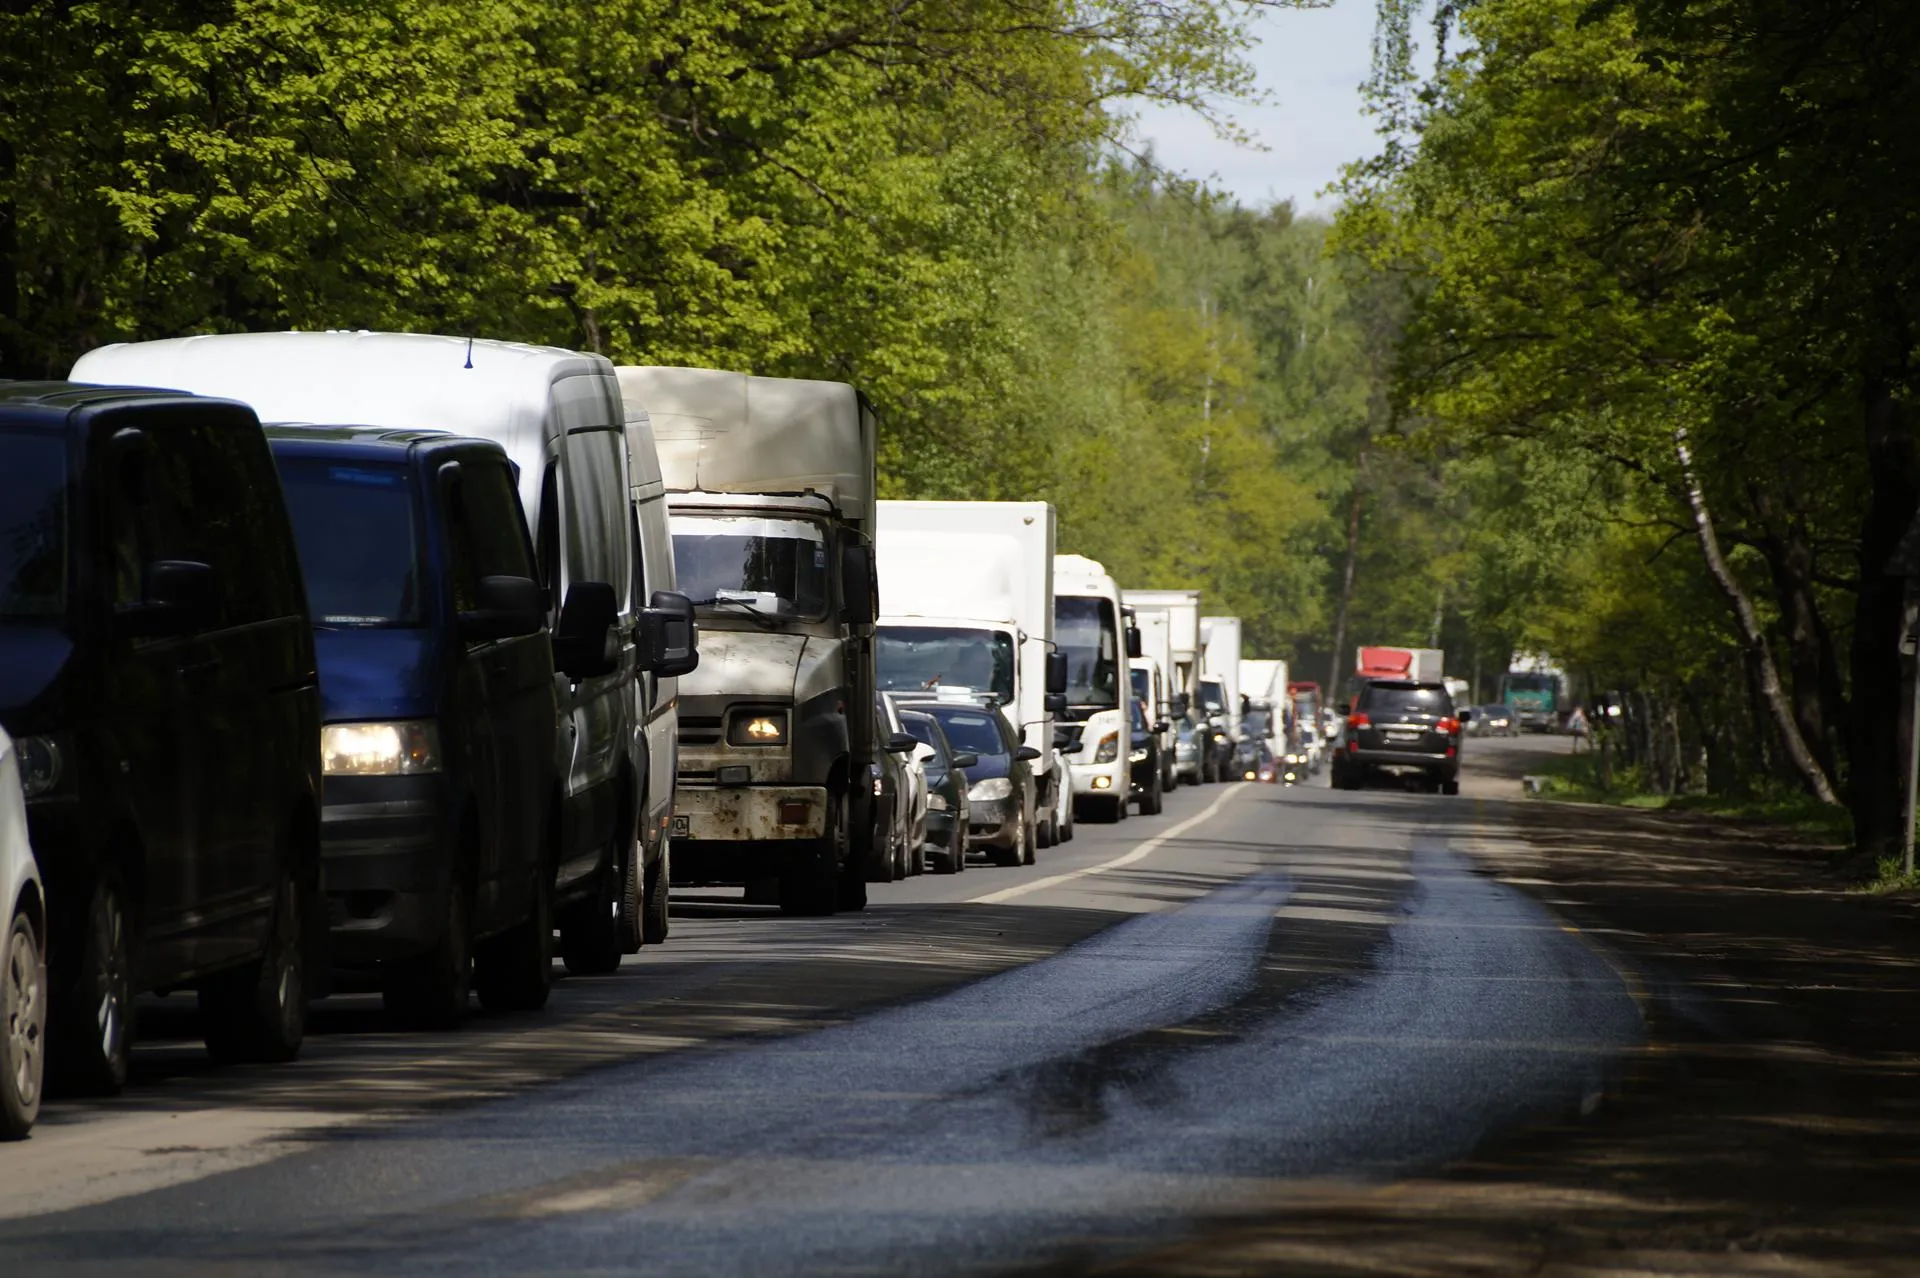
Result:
[689, 595, 785, 631]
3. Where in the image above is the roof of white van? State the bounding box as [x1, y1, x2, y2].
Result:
[616, 366, 871, 520]
[69, 332, 614, 455]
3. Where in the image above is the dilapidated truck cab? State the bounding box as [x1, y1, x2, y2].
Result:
[615, 368, 879, 915]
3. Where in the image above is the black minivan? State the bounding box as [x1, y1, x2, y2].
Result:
[0, 383, 325, 1093]
[269, 426, 563, 1027]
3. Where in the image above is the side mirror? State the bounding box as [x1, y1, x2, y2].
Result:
[951, 752, 979, 770]
[1125, 625, 1142, 660]
[840, 538, 876, 626]
[1459, 708, 1474, 721]
[554, 580, 620, 681]
[1045, 649, 1068, 696]
[118, 559, 216, 637]
[1043, 692, 1067, 714]
[638, 590, 699, 677]
[459, 574, 544, 642]
[1014, 745, 1041, 763]
[887, 732, 918, 754]
[1154, 720, 1170, 734]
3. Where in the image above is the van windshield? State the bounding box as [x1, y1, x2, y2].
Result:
[876, 626, 1013, 702]
[1053, 594, 1118, 709]
[277, 458, 426, 627]
[0, 430, 67, 622]
[671, 513, 829, 621]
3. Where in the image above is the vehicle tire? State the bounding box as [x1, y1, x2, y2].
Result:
[1036, 811, 1054, 850]
[788, 788, 852, 915]
[201, 868, 306, 1065]
[935, 826, 962, 875]
[1115, 790, 1130, 821]
[475, 867, 552, 1013]
[1141, 770, 1164, 816]
[616, 837, 644, 956]
[1057, 796, 1074, 843]
[1, 906, 47, 1138]
[384, 877, 472, 1030]
[560, 852, 624, 978]
[50, 876, 132, 1096]
[1441, 778, 1461, 796]
[1021, 812, 1037, 866]
[641, 844, 671, 946]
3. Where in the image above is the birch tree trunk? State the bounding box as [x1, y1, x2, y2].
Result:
[1674, 425, 1839, 804]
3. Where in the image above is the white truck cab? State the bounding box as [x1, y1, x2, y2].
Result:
[1054, 555, 1138, 822]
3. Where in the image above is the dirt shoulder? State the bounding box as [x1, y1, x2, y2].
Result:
[1079, 745, 1920, 1277]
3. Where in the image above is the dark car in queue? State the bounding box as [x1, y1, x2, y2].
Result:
[898, 699, 1038, 867]
[269, 427, 566, 1029]
[1472, 703, 1515, 737]
[0, 383, 324, 1094]
[1331, 679, 1467, 795]
[898, 710, 976, 874]
[1127, 696, 1166, 815]
[1172, 716, 1203, 786]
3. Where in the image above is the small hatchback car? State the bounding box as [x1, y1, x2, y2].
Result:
[1331, 680, 1467, 795]
[0, 382, 324, 1094]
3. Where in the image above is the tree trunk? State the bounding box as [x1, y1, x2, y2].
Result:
[1849, 379, 1920, 863]
[1748, 483, 1848, 779]
[1674, 425, 1838, 804]
[1324, 451, 1367, 699]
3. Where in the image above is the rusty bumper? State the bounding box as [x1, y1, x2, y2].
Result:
[673, 784, 829, 842]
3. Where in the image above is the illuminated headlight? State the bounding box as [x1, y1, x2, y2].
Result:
[1091, 775, 1113, 790]
[322, 721, 441, 776]
[969, 777, 1013, 802]
[16, 734, 64, 800]
[927, 794, 949, 812]
[1092, 732, 1119, 764]
[727, 710, 789, 746]
[1129, 747, 1149, 764]
[1212, 732, 1228, 744]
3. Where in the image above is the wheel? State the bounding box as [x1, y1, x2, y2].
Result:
[1141, 770, 1164, 816]
[50, 876, 132, 1096]
[935, 825, 962, 875]
[890, 828, 906, 881]
[560, 849, 624, 977]
[1037, 811, 1055, 850]
[991, 817, 1024, 868]
[384, 877, 472, 1030]
[1058, 794, 1074, 843]
[202, 868, 306, 1064]
[616, 836, 644, 956]
[641, 843, 670, 946]
[2, 905, 47, 1138]
[1021, 812, 1036, 866]
[1441, 778, 1461, 796]
[475, 867, 552, 1012]
[1114, 790, 1130, 821]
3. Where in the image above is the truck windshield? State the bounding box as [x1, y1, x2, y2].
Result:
[1199, 679, 1225, 714]
[0, 430, 67, 622]
[1129, 667, 1150, 706]
[1053, 594, 1118, 709]
[877, 626, 1014, 702]
[672, 513, 829, 621]
[278, 458, 426, 627]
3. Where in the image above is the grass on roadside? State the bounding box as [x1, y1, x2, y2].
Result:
[1864, 855, 1920, 895]
[1523, 751, 1852, 841]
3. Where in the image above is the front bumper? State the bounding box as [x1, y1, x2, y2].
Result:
[669, 782, 835, 885]
[966, 796, 1019, 849]
[1069, 760, 1128, 799]
[320, 774, 453, 963]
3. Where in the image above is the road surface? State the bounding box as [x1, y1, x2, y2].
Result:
[0, 734, 1641, 1274]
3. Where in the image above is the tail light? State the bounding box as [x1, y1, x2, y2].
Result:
[1348, 712, 1371, 729]
[1438, 718, 1460, 734]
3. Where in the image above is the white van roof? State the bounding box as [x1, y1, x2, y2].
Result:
[70, 332, 612, 456]
[615, 366, 873, 522]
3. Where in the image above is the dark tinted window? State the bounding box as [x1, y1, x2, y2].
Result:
[1130, 698, 1148, 733]
[1361, 683, 1452, 715]
[0, 430, 66, 620]
[927, 708, 1006, 757]
[901, 713, 949, 771]
[448, 457, 538, 615]
[279, 458, 424, 627]
[187, 420, 304, 625]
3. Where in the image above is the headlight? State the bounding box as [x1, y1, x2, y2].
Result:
[1212, 732, 1228, 744]
[1092, 732, 1119, 764]
[727, 709, 789, 746]
[1129, 747, 1149, 763]
[16, 734, 63, 800]
[969, 777, 1013, 802]
[927, 794, 948, 812]
[322, 721, 441, 776]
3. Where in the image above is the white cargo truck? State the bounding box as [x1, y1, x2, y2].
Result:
[1201, 616, 1244, 778]
[1125, 599, 1180, 790]
[1126, 589, 1203, 712]
[874, 501, 1072, 849]
[1054, 555, 1138, 821]
[617, 367, 881, 916]
[1239, 658, 1289, 748]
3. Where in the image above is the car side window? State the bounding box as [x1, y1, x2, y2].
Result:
[99, 424, 197, 617]
[446, 457, 537, 616]
[197, 421, 304, 624]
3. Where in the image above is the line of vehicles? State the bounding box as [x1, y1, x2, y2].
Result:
[0, 331, 1313, 1139]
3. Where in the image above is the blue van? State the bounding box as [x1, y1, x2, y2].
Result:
[269, 426, 582, 1028]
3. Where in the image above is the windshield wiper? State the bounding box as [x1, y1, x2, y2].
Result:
[689, 595, 785, 631]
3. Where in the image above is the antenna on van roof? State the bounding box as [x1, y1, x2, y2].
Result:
[463, 336, 474, 370]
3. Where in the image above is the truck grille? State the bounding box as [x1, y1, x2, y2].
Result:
[680, 715, 724, 747]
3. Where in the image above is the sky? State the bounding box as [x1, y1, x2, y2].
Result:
[1129, 0, 1385, 215]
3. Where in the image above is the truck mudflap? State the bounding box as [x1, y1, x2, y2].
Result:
[672, 784, 829, 841]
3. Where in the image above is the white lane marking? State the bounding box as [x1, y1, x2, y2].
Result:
[968, 784, 1247, 904]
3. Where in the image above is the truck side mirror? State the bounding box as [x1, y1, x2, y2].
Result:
[118, 559, 216, 637]
[554, 580, 620, 681]
[1044, 692, 1067, 714]
[459, 574, 545, 642]
[1125, 625, 1142, 659]
[1045, 649, 1068, 696]
[637, 590, 699, 677]
[887, 732, 919, 754]
[840, 538, 876, 626]
[1014, 745, 1042, 763]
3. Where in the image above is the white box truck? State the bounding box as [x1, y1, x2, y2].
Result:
[1125, 597, 1180, 791]
[1126, 589, 1203, 711]
[1055, 555, 1139, 821]
[1239, 657, 1289, 748]
[617, 367, 880, 916]
[1201, 616, 1244, 779]
[874, 501, 1072, 850]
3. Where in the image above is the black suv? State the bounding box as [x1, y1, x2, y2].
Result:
[0, 383, 324, 1092]
[1331, 680, 1466, 794]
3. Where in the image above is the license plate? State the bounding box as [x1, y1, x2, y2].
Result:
[670, 814, 690, 838]
[1385, 730, 1422, 743]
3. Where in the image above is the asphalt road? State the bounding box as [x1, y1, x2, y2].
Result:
[0, 734, 1642, 1275]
